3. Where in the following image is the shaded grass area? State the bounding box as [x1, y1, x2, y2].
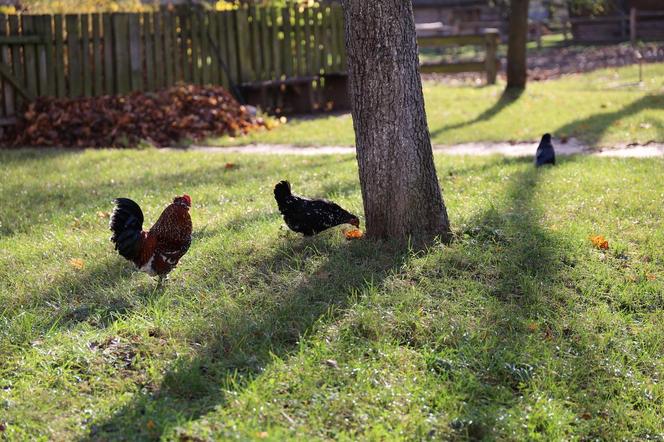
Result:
[0, 149, 662, 440]
[209, 64, 664, 147]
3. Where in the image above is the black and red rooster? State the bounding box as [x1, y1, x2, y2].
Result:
[274, 180, 359, 236]
[110, 195, 192, 282]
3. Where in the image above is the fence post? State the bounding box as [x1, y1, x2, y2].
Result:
[484, 28, 498, 85]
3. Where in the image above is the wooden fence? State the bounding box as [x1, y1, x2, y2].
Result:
[0, 6, 500, 123]
[418, 29, 499, 84]
[0, 5, 346, 121]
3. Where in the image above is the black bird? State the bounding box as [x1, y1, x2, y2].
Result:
[274, 180, 360, 236]
[535, 133, 556, 167]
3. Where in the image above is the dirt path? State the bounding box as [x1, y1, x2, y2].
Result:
[187, 140, 664, 158]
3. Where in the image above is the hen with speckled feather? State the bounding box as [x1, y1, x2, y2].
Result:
[274, 180, 359, 236]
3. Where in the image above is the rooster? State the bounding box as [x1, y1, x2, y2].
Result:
[110, 195, 192, 281]
[274, 180, 359, 236]
[535, 133, 556, 167]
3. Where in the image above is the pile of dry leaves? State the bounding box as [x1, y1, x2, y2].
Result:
[2, 84, 268, 148]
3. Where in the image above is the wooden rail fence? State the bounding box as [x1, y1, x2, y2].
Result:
[418, 29, 499, 84]
[0, 6, 500, 123]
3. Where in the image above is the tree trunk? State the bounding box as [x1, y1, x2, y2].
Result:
[506, 0, 530, 89]
[340, 0, 451, 244]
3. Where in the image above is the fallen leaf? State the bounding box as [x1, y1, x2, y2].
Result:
[526, 322, 538, 332]
[146, 420, 156, 430]
[257, 431, 268, 438]
[97, 211, 110, 219]
[580, 412, 592, 420]
[646, 274, 657, 281]
[589, 235, 609, 250]
[543, 327, 554, 341]
[344, 229, 363, 240]
[2, 85, 269, 148]
[69, 258, 85, 270]
[224, 162, 236, 169]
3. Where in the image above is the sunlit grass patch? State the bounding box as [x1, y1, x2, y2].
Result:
[0, 149, 662, 440]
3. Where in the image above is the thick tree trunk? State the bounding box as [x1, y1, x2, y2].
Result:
[341, 0, 451, 244]
[506, 0, 530, 89]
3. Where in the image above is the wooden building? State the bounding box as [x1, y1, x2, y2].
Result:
[570, 0, 664, 43]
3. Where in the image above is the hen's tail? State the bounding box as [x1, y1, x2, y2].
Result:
[274, 180, 293, 211]
[110, 198, 144, 261]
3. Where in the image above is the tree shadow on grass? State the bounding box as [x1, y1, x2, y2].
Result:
[555, 94, 664, 147]
[1, 257, 161, 352]
[429, 88, 524, 140]
[82, 234, 410, 440]
[438, 155, 609, 439]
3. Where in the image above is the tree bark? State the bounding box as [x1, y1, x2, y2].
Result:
[340, 0, 451, 244]
[506, 0, 530, 89]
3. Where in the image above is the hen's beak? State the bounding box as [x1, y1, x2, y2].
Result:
[350, 218, 360, 228]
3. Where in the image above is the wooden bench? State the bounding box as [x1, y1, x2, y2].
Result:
[417, 29, 500, 84]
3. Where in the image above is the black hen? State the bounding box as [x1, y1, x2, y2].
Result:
[535, 133, 556, 167]
[274, 180, 360, 236]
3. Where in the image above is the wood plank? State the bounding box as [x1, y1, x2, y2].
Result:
[236, 6, 253, 82]
[271, 7, 281, 80]
[66, 14, 82, 97]
[250, 6, 261, 80]
[102, 13, 113, 94]
[0, 63, 34, 101]
[260, 6, 271, 79]
[34, 15, 51, 97]
[54, 15, 66, 97]
[180, 12, 191, 83]
[0, 35, 44, 44]
[21, 15, 39, 98]
[199, 10, 210, 85]
[128, 13, 142, 91]
[80, 14, 92, 96]
[303, 6, 313, 75]
[419, 61, 486, 74]
[8, 16, 23, 107]
[294, 6, 303, 76]
[0, 15, 12, 117]
[92, 13, 102, 95]
[113, 13, 130, 94]
[224, 10, 238, 86]
[162, 11, 173, 87]
[214, 11, 227, 87]
[143, 12, 155, 91]
[190, 10, 201, 84]
[334, 5, 345, 71]
[281, 6, 292, 78]
[417, 34, 485, 47]
[207, 11, 219, 85]
[173, 13, 183, 83]
[153, 12, 164, 89]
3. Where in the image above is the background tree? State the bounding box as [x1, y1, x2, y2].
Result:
[506, 0, 530, 89]
[340, 0, 451, 243]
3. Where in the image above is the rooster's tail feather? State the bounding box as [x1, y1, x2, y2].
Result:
[110, 198, 144, 261]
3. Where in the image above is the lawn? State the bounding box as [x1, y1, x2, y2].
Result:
[211, 63, 664, 147]
[0, 149, 662, 440]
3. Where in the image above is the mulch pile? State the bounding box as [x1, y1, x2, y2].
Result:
[1, 84, 267, 148]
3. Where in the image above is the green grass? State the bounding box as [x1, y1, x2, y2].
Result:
[1, 149, 662, 440]
[211, 64, 664, 147]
